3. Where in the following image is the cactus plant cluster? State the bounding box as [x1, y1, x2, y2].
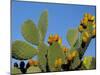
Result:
[12, 11, 96, 74]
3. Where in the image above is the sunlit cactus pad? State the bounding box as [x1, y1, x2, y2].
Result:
[11, 1, 96, 74]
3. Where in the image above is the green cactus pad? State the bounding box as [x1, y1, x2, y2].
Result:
[38, 10, 48, 41]
[26, 66, 41, 73]
[38, 42, 48, 71]
[12, 40, 38, 60]
[11, 67, 21, 74]
[73, 35, 82, 49]
[22, 19, 39, 45]
[48, 42, 65, 71]
[67, 28, 79, 47]
[82, 56, 96, 69]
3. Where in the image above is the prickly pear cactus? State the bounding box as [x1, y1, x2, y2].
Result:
[12, 11, 96, 74]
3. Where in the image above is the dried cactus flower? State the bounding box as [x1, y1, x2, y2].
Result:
[29, 59, 34, 66]
[33, 60, 39, 66]
[28, 59, 39, 66]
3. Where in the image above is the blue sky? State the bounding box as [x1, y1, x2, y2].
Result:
[12, 0, 96, 65]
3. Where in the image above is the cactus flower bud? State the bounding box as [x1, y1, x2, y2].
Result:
[78, 25, 84, 32]
[63, 47, 68, 53]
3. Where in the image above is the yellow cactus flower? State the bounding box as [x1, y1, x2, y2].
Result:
[84, 13, 88, 18]
[72, 51, 78, 58]
[53, 34, 59, 41]
[83, 17, 88, 25]
[83, 17, 88, 22]
[54, 58, 62, 68]
[92, 29, 96, 37]
[48, 34, 54, 45]
[92, 21, 96, 29]
[54, 59, 58, 68]
[58, 58, 62, 65]
[84, 13, 95, 21]
[67, 54, 73, 61]
[82, 36, 88, 43]
[58, 37, 62, 45]
[82, 32, 90, 43]
[83, 32, 90, 39]
[93, 24, 96, 29]
[80, 20, 87, 28]
[87, 14, 92, 20]
[78, 25, 84, 32]
[90, 16, 95, 21]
